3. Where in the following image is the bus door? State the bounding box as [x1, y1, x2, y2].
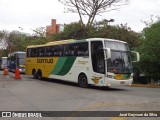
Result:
[91, 41, 105, 86]
[96, 50, 105, 74]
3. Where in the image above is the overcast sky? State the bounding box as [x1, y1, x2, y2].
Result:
[0, 0, 160, 34]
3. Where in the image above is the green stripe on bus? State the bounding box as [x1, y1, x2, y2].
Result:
[51, 57, 76, 76]
[57, 56, 76, 75]
[51, 57, 67, 75]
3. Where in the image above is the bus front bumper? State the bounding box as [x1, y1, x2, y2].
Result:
[105, 77, 133, 87]
[19, 68, 25, 73]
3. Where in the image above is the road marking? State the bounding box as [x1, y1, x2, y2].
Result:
[79, 102, 134, 111]
[111, 117, 128, 120]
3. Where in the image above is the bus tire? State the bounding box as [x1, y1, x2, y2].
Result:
[37, 70, 42, 80]
[78, 73, 88, 88]
[32, 69, 37, 79]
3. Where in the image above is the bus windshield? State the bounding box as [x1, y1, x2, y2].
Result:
[107, 51, 133, 74]
[105, 41, 129, 51]
[19, 58, 25, 65]
[18, 53, 26, 65]
[18, 53, 26, 59]
[105, 41, 133, 74]
[2, 58, 7, 65]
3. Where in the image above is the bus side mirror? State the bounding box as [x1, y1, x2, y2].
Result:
[131, 51, 140, 62]
[104, 48, 111, 59]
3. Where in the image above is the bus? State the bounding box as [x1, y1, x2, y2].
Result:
[0, 57, 8, 70]
[25, 38, 140, 87]
[8, 51, 26, 73]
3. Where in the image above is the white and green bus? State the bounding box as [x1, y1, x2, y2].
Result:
[25, 38, 139, 87]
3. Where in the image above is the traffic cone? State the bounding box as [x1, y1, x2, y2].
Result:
[4, 67, 9, 75]
[14, 68, 21, 80]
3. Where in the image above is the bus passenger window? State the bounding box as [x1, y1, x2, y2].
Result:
[31, 48, 38, 57]
[53, 45, 63, 56]
[27, 49, 31, 57]
[45, 47, 52, 57]
[74, 42, 88, 56]
[74, 45, 79, 56]
[39, 47, 44, 57]
[64, 44, 74, 56]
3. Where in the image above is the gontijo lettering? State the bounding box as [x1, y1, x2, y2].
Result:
[37, 59, 53, 63]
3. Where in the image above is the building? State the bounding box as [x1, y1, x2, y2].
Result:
[46, 19, 64, 35]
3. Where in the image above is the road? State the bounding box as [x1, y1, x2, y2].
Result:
[0, 71, 160, 120]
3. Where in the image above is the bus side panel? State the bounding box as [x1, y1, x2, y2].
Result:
[25, 57, 59, 77]
[50, 56, 76, 76]
[25, 58, 36, 75]
[48, 57, 106, 86]
[49, 56, 77, 81]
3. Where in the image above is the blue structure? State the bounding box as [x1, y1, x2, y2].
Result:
[8, 51, 26, 73]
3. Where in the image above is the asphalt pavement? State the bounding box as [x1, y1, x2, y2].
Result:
[0, 71, 160, 120]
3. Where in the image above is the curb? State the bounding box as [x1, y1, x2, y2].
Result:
[130, 84, 160, 88]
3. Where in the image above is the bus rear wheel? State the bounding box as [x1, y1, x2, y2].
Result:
[37, 70, 42, 80]
[78, 74, 88, 88]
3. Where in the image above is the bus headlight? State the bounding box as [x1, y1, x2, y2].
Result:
[107, 75, 115, 79]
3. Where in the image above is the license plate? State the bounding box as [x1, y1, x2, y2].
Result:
[120, 81, 125, 84]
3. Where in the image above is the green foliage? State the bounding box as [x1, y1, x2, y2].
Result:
[52, 22, 88, 40]
[0, 30, 48, 55]
[8, 32, 26, 52]
[88, 23, 140, 49]
[136, 21, 160, 81]
[25, 36, 47, 46]
[32, 27, 46, 38]
[0, 50, 8, 57]
[52, 21, 139, 49]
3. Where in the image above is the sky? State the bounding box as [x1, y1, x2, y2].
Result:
[0, 0, 160, 34]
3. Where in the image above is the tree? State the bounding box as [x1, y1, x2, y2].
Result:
[52, 21, 139, 50]
[137, 20, 160, 81]
[0, 31, 9, 50]
[0, 29, 49, 55]
[32, 27, 46, 38]
[59, 0, 128, 27]
[0, 31, 8, 57]
[0, 30, 26, 57]
[52, 22, 88, 40]
[1, 31, 30, 53]
[6, 31, 27, 52]
[89, 22, 139, 49]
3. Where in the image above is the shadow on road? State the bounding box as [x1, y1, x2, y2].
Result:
[27, 76, 127, 92]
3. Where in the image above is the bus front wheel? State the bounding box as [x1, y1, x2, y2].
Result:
[32, 70, 37, 79]
[78, 74, 88, 88]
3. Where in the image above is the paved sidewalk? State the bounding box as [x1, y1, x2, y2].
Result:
[0, 71, 32, 81]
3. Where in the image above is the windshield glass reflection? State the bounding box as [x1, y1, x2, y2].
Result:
[107, 51, 133, 74]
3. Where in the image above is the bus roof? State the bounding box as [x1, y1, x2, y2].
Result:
[86, 38, 127, 44]
[8, 51, 26, 56]
[13, 51, 26, 54]
[0, 57, 8, 59]
[1, 57, 7, 59]
[27, 38, 127, 48]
